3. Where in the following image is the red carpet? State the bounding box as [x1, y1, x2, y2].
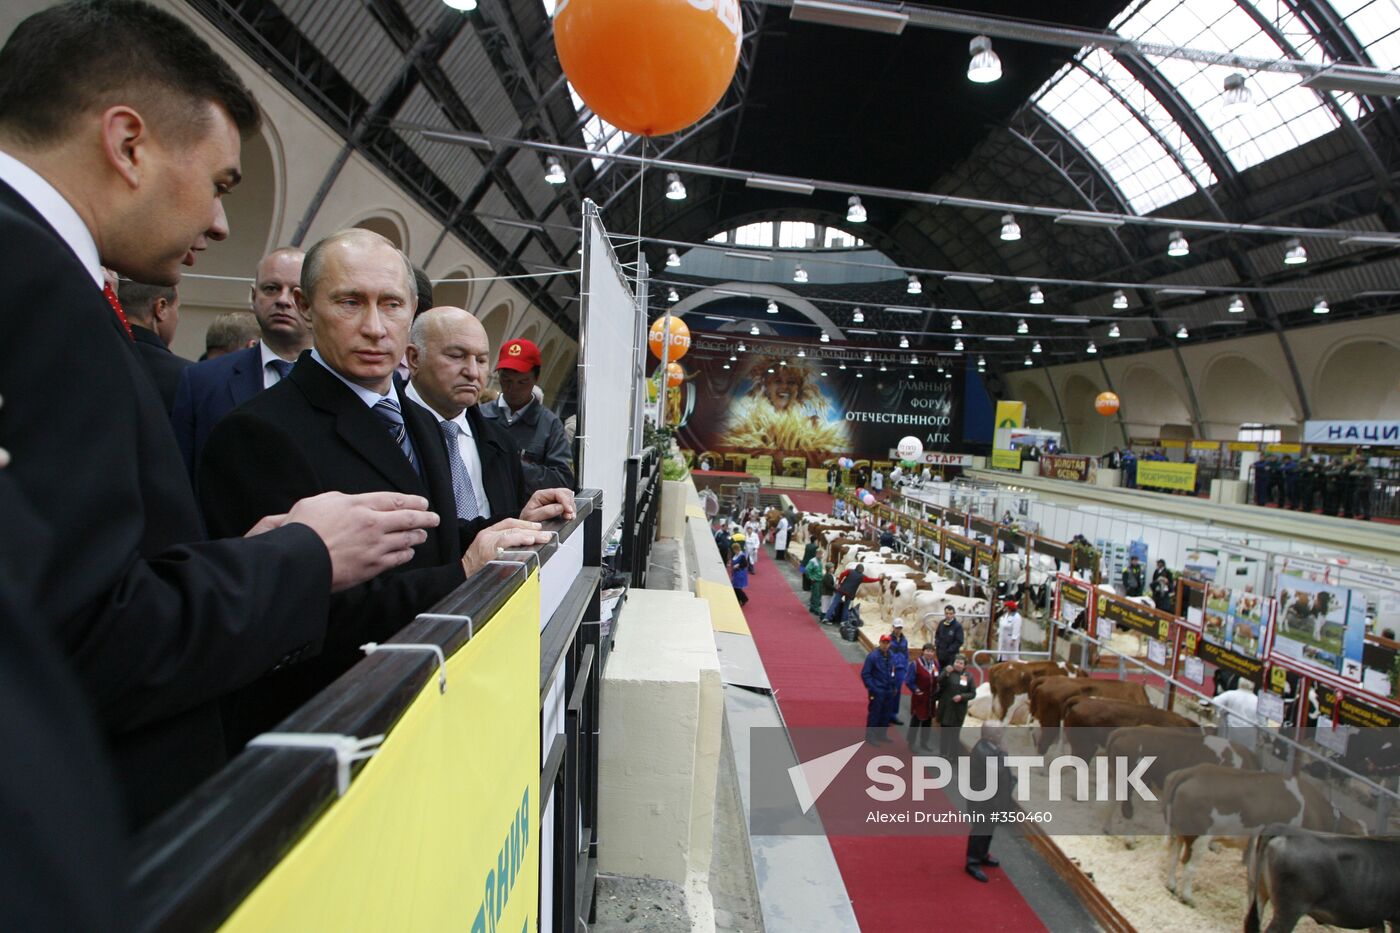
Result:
[741, 539, 1046, 932]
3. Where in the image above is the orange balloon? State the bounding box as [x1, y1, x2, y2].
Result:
[665, 361, 685, 387]
[648, 315, 691, 361]
[1095, 391, 1121, 416]
[554, 0, 742, 137]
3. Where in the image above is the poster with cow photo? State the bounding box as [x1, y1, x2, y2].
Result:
[1225, 591, 1268, 658]
[1272, 573, 1366, 680]
[1202, 584, 1230, 647]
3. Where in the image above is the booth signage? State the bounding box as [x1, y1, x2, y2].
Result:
[1264, 443, 1302, 455]
[1314, 684, 1400, 728]
[1060, 582, 1088, 608]
[1228, 441, 1259, 452]
[994, 400, 1026, 430]
[888, 450, 973, 467]
[1136, 460, 1198, 492]
[1098, 595, 1171, 640]
[945, 534, 974, 558]
[1161, 439, 1186, 449]
[1302, 420, 1400, 445]
[990, 448, 1022, 471]
[1196, 638, 1264, 682]
[1039, 454, 1095, 482]
[1190, 440, 1220, 451]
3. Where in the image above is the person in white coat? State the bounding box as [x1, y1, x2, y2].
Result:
[997, 600, 1023, 661]
[774, 514, 790, 561]
[743, 516, 761, 573]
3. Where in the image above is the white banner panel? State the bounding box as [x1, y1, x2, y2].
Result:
[886, 450, 974, 466]
[1302, 420, 1400, 444]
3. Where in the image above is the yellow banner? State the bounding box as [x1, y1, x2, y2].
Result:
[1161, 439, 1186, 449]
[994, 400, 1025, 431]
[1265, 443, 1302, 455]
[990, 448, 1022, 471]
[221, 574, 542, 933]
[1228, 441, 1259, 452]
[1190, 440, 1220, 451]
[1136, 460, 1197, 492]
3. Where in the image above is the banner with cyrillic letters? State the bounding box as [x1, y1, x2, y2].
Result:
[1302, 420, 1400, 445]
[990, 448, 1022, 471]
[220, 574, 542, 932]
[1135, 460, 1197, 492]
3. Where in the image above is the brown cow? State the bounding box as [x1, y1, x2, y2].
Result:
[1101, 727, 1256, 833]
[1060, 696, 1191, 760]
[988, 660, 1067, 720]
[1029, 676, 1150, 753]
[1162, 764, 1364, 905]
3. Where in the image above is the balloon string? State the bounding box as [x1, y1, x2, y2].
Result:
[635, 137, 647, 287]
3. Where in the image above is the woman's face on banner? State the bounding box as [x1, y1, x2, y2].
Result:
[763, 368, 805, 410]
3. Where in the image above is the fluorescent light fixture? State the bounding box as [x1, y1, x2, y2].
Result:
[1341, 234, 1400, 247]
[420, 127, 492, 149]
[794, 264, 808, 283]
[707, 314, 736, 322]
[1283, 238, 1307, 265]
[951, 316, 963, 330]
[1228, 294, 1245, 313]
[544, 157, 566, 185]
[1222, 72, 1252, 117]
[1055, 211, 1125, 229]
[883, 306, 922, 315]
[1016, 319, 1028, 334]
[945, 274, 995, 285]
[1028, 285, 1044, 305]
[852, 307, 865, 323]
[1086, 341, 1097, 354]
[953, 338, 964, 351]
[1312, 296, 1329, 314]
[999, 213, 1021, 241]
[1112, 289, 1128, 310]
[443, 0, 478, 9]
[1176, 325, 1189, 339]
[848, 328, 878, 335]
[907, 274, 922, 295]
[745, 175, 816, 195]
[1300, 64, 1400, 97]
[967, 35, 1001, 83]
[984, 336, 1015, 343]
[666, 248, 680, 268]
[899, 335, 910, 348]
[790, 0, 908, 34]
[846, 196, 866, 223]
[665, 172, 686, 200]
[1052, 316, 1090, 324]
[1031, 341, 1042, 354]
[724, 250, 772, 261]
[1167, 230, 1189, 257]
[1108, 323, 1120, 338]
[1160, 288, 1206, 297]
[668, 288, 679, 303]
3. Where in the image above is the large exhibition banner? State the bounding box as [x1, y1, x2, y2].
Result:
[1136, 460, 1197, 492]
[1303, 420, 1400, 444]
[672, 345, 962, 467]
[1039, 454, 1096, 483]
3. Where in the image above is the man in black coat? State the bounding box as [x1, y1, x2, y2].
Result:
[0, 1, 440, 829]
[119, 279, 190, 412]
[1121, 554, 1146, 597]
[934, 604, 965, 669]
[936, 655, 977, 759]
[199, 230, 564, 747]
[964, 721, 1016, 882]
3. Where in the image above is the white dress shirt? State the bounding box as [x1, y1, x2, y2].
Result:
[309, 350, 393, 409]
[260, 342, 296, 389]
[405, 381, 491, 518]
[0, 148, 102, 289]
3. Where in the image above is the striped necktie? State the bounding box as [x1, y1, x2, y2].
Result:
[372, 396, 420, 475]
[439, 420, 481, 520]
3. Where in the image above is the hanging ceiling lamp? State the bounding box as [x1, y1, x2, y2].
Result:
[666, 248, 680, 268]
[1031, 341, 1042, 354]
[667, 287, 679, 303]
[852, 307, 865, 323]
[1112, 289, 1128, 310]
[1283, 238, 1307, 265]
[794, 264, 808, 283]
[1016, 318, 1029, 334]
[967, 35, 1002, 83]
[1108, 323, 1121, 338]
[846, 196, 866, 223]
[1028, 285, 1045, 305]
[1176, 325, 1189, 339]
[1228, 294, 1245, 313]
[953, 337, 964, 351]
[766, 299, 779, 314]
[544, 157, 566, 185]
[1086, 341, 1098, 354]
[820, 332, 831, 343]
[907, 274, 922, 295]
[1167, 230, 1189, 257]
[951, 316, 963, 330]
[1222, 72, 1253, 118]
[899, 335, 910, 348]
[664, 172, 686, 200]
[999, 214, 1021, 241]
[1312, 296, 1329, 315]
[749, 323, 760, 335]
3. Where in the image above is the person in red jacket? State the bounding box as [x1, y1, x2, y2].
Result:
[905, 643, 940, 751]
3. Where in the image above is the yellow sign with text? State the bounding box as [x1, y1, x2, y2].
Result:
[1265, 443, 1302, 455]
[220, 575, 542, 933]
[990, 448, 1022, 471]
[994, 400, 1025, 430]
[1136, 460, 1198, 492]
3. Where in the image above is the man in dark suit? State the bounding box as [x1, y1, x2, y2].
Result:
[0, 0, 441, 829]
[198, 229, 564, 747]
[406, 306, 575, 522]
[120, 279, 191, 411]
[171, 246, 309, 477]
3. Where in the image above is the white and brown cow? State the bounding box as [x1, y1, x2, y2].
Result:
[1245, 826, 1397, 933]
[1101, 726, 1255, 835]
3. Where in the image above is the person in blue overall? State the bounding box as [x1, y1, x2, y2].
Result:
[1253, 456, 1272, 506]
[729, 542, 750, 606]
[1121, 448, 1138, 489]
[862, 635, 900, 744]
[887, 620, 910, 725]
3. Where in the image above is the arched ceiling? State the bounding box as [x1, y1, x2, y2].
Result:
[191, 0, 1400, 385]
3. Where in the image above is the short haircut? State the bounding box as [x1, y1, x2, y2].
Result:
[922, 643, 935, 652]
[205, 310, 260, 351]
[412, 265, 433, 317]
[300, 229, 416, 307]
[0, 1, 260, 146]
[117, 280, 176, 325]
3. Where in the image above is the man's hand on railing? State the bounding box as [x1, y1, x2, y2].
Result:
[257, 491, 440, 593]
[461, 518, 553, 578]
[520, 488, 576, 524]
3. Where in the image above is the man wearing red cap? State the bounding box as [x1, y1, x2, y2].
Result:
[479, 337, 575, 495]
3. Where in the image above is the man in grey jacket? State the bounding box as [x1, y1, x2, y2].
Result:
[479, 337, 575, 495]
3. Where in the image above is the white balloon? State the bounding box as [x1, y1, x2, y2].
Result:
[896, 435, 923, 461]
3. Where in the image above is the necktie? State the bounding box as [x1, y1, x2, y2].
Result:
[268, 358, 293, 381]
[103, 282, 133, 341]
[372, 397, 420, 475]
[439, 421, 481, 521]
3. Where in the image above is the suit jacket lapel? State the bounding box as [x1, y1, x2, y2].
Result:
[228, 345, 262, 408]
[400, 388, 457, 564]
[289, 355, 426, 494]
[467, 405, 515, 515]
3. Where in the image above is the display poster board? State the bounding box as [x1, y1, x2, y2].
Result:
[1273, 571, 1367, 681]
[1136, 460, 1197, 492]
